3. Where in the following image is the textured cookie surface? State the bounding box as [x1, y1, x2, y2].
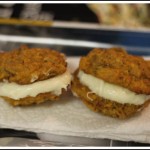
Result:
[0, 46, 67, 84]
[79, 48, 150, 94]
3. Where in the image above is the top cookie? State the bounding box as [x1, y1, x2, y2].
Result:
[0, 46, 67, 84]
[79, 48, 150, 94]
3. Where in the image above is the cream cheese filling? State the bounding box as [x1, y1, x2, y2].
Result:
[78, 70, 150, 105]
[0, 71, 72, 100]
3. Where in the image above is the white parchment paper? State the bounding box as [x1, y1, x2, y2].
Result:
[0, 57, 150, 144]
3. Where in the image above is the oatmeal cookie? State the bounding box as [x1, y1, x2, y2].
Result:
[0, 45, 67, 84]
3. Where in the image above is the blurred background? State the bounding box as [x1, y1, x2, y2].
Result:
[0, 3, 149, 28]
[0, 3, 149, 56]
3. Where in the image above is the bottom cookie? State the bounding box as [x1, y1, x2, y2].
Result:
[1, 92, 59, 106]
[71, 70, 149, 119]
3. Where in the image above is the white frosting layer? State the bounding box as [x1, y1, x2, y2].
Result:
[78, 70, 150, 105]
[0, 71, 71, 100]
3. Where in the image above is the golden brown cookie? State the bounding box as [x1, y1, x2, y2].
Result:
[0, 45, 67, 84]
[72, 48, 150, 119]
[0, 46, 71, 106]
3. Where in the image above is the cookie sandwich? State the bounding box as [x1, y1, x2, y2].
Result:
[71, 48, 150, 119]
[0, 46, 72, 106]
